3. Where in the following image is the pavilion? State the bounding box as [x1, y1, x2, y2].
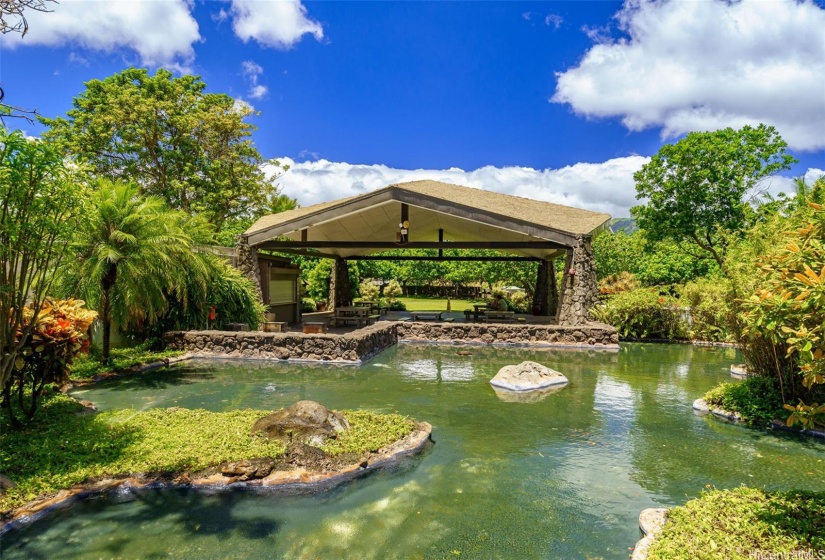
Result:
[238, 180, 610, 325]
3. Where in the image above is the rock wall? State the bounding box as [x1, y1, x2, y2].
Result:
[163, 322, 398, 363]
[163, 321, 619, 362]
[558, 235, 599, 326]
[236, 238, 263, 300]
[397, 321, 618, 348]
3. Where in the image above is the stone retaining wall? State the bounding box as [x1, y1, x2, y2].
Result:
[398, 321, 618, 348]
[164, 321, 618, 362]
[163, 322, 398, 363]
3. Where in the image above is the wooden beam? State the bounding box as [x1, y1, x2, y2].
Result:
[259, 240, 566, 250]
[347, 255, 540, 262]
[258, 247, 338, 259]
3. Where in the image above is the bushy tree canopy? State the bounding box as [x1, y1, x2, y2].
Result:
[42, 68, 291, 229]
[631, 124, 795, 269]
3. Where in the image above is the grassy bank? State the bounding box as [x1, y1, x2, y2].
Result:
[0, 394, 414, 514]
[648, 487, 825, 559]
[703, 376, 787, 428]
[69, 345, 186, 382]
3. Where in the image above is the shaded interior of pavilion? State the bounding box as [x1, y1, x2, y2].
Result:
[238, 180, 611, 329]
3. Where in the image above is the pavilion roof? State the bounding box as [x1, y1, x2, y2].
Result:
[245, 180, 611, 259]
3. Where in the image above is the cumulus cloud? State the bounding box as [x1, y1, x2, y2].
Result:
[230, 0, 323, 49]
[241, 60, 268, 100]
[263, 157, 653, 217]
[1, 0, 200, 69]
[552, 0, 825, 151]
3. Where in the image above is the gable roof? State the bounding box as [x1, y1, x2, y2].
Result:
[245, 180, 611, 258]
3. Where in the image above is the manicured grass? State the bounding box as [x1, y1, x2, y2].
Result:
[703, 376, 786, 428]
[395, 296, 483, 312]
[69, 345, 186, 381]
[0, 394, 414, 514]
[648, 487, 825, 559]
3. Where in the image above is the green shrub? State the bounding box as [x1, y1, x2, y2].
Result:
[385, 300, 407, 311]
[703, 376, 785, 428]
[508, 291, 529, 313]
[648, 487, 825, 559]
[300, 298, 317, 313]
[678, 277, 734, 341]
[383, 279, 403, 304]
[359, 279, 380, 301]
[591, 288, 685, 340]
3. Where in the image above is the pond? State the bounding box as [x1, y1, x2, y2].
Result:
[5, 343, 824, 559]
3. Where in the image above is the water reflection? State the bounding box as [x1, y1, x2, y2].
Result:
[6, 343, 822, 559]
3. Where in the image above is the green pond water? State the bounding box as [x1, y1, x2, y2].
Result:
[4, 343, 825, 559]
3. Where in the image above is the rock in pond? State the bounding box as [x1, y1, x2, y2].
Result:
[490, 361, 568, 392]
[492, 384, 567, 403]
[252, 400, 350, 446]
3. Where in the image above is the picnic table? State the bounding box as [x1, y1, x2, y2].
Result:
[354, 300, 387, 316]
[329, 306, 380, 328]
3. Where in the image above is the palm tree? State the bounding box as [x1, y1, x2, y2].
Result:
[63, 180, 208, 363]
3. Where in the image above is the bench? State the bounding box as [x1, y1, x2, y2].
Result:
[302, 322, 328, 334]
[483, 312, 517, 323]
[410, 312, 443, 321]
[261, 321, 288, 333]
[364, 314, 381, 326]
[223, 322, 249, 331]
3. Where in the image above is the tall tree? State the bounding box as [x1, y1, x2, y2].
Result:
[0, 128, 85, 398]
[631, 124, 796, 271]
[61, 180, 209, 363]
[42, 68, 287, 230]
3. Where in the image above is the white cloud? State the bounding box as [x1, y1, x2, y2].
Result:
[1, 0, 201, 69]
[264, 157, 653, 217]
[249, 84, 269, 100]
[265, 159, 825, 217]
[757, 168, 825, 200]
[241, 60, 268, 99]
[230, 0, 323, 49]
[545, 14, 563, 29]
[552, 0, 825, 151]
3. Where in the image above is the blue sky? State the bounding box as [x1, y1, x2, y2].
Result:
[2, 0, 824, 216]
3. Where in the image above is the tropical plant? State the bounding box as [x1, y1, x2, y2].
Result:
[0, 128, 86, 406]
[591, 288, 685, 340]
[678, 277, 734, 341]
[60, 180, 210, 363]
[632, 124, 796, 272]
[739, 201, 825, 427]
[598, 271, 638, 296]
[2, 299, 96, 426]
[142, 254, 265, 340]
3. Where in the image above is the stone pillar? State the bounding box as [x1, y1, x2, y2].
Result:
[533, 259, 549, 316]
[558, 235, 598, 326]
[236, 237, 263, 301]
[330, 258, 352, 310]
[533, 258, 560, 317]
[548, 258, 559, 317]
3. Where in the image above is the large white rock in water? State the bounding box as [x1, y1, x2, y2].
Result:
[490, 361, 568, 392]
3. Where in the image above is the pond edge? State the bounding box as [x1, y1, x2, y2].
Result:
[1, 421, 432, 534]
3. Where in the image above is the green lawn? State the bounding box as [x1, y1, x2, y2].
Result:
[69, 345, 186, 381]
[0, 394, 415, 514]
[394, 296, 483, 312]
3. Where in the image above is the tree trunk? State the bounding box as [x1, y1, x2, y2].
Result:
[100, 264, 118, 364]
